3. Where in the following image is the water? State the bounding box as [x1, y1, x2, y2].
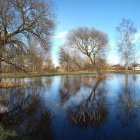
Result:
[0, 74, 140, 140]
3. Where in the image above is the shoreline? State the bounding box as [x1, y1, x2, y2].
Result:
[0, 70, 140, 79]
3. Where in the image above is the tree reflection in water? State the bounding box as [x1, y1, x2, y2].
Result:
[59, 75, 81, 104]
[116, 74, 140, 127]
[0, 82, 53, 140]
[1, 75, 140, 139]
[66, 77, 108, 129]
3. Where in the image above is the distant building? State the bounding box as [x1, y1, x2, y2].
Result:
[132, 64, 140, 70]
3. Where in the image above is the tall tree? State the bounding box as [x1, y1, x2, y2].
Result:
[0, 0, 55, 73]
[66, 27, 108, 74]
[116, 18, 137, 70]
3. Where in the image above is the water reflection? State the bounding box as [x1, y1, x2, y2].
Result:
[66, 77, 108, 128]
[0, 83, 53, 139]
[116, 74, 140, 128]
[0, 74, 140, 140]
[59, 75, 81, 103]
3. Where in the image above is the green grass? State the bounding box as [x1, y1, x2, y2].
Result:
[0, 125, 29, 140]
[0, 70, 140, 78]
[0, 125, 17, 139]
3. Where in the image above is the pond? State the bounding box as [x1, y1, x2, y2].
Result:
[0, 74, 140, 140]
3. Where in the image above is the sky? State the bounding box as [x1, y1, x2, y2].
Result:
[51, 0, 140, 66]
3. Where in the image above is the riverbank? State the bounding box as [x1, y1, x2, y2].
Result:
[0, 70, 140, 79]
[0, 71, 96, 78]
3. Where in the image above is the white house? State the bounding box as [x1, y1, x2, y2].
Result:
[132, 64, 140, 70]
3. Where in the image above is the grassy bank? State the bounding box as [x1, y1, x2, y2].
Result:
[106, 70, 140, 74]
[0, 70, 140, 78]
[0, 71, 97, 78]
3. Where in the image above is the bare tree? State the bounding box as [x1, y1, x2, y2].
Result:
[43, 54, 55, 72]
[59, 47, 82, 71]
[116, 18, 137, 71]
[27, 45, 45, 72]
[0, 0, 55, 73]
[66, 27, 108, 74]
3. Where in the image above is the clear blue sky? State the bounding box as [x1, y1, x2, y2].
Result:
[51, 0, 140, 66]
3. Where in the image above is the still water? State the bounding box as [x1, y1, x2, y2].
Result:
[0, 74, 140, 140]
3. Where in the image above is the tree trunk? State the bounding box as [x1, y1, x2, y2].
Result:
[93, 54, 96, 65]
[0, 46, 2, 73]
[125, 57, 128, 73]
[88, 56, 103, 75]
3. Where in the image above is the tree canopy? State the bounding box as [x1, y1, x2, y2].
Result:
[66, 27, 108, 73]
[0, 0, 55, 72]
[116, 18, 137, 70]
